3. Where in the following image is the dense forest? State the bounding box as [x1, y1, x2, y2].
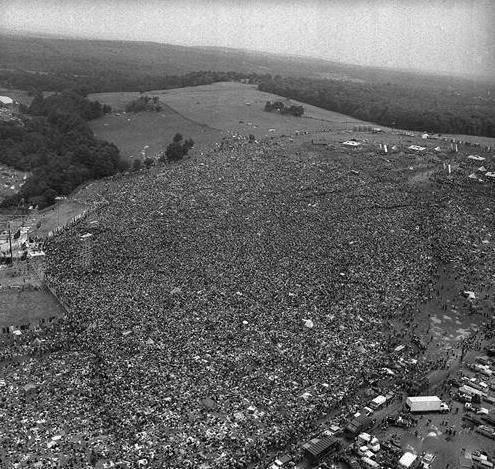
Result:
[258, 77, 495, 137]
[0, 69, 263, 95]
[0, 91, 123, 208]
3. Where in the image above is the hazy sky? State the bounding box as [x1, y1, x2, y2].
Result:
[2, 0, 494, 77]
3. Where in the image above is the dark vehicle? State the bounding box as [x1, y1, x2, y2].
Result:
[455, 392, 472, 403]
[347, 457, 363, 469]
[483, 395, 495, 405]
[387, 414, 414, 428]
[463, 414, 484, 426]
[344, 415, 374, 437]
[481, 413, 495, 426]
[447, 378, 461, 388]
[302, 435, 341, 466]
[486, 347, 495, 357]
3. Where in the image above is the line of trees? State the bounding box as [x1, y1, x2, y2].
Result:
[264, 100, 304, 117]
[3, 65, 493, 137]
[0, 91, 125, 208]
[0, 69, 266, 95]
[125, 95, 162, 113]
[258, 76, 495, 138]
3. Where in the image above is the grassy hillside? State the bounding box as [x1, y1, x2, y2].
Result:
[89, 82, 495, 161]
[90, 102, 220, 160]
[88, 83, 369, 158]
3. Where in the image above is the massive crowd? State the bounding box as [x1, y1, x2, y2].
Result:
[0, 134, 494, 468]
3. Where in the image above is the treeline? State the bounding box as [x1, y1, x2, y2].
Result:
[0, 69, 265, 94]
[2, 67, 494, 138]
[259, 77, 495, 138]
[264, 100, 304, 117]
[0, 91, 124, 208]
[125, 95, 162, 113]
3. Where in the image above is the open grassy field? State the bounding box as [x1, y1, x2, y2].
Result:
[89, 101, 220, 160]
[156, 82, 370, 135]
[90, 81, 495, 164]
[88, 82, 372, 159]
[0, 288, 65, 328]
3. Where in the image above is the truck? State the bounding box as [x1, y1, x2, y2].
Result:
[476, 425, 495, 439]
[459, 384, 487, 398]
[405, 396, 449, 413]
[463, 414, 484, 426]
[301, 435, 341, 465]
[369, 395, 387, 410]
[267, 454, 293, 469]
[344, 415, 373, 437]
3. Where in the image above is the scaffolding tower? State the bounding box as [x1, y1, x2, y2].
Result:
[80, 233, 93, 270]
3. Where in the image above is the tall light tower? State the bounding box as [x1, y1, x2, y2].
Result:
[80, 233, 93, 270]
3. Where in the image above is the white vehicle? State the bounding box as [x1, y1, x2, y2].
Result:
[370, 395, 386, 409]
[422, 452, 435, 469]
[406, 396, 449, 413]
[363, 406, 374, 416]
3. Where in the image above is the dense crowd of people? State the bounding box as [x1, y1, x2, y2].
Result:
[0, 134, 493, 468]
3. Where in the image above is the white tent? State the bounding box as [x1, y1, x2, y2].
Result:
[303, 319, 314, 329]
[408, 145, 426, 151]
[0, 96, 14, 105]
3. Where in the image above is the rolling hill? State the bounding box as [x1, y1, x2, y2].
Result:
[89, 82, 495, 161]
[1, 32, 492, 90]
[88, 82, 370, 159]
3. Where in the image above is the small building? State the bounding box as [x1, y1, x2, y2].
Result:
[398, 452, 418, 469]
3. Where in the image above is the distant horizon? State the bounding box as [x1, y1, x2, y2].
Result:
[2, 0, 493, 79]
[1, 26, 492, 83]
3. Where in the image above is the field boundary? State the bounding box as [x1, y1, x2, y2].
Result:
[160, 102, 223, 131]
